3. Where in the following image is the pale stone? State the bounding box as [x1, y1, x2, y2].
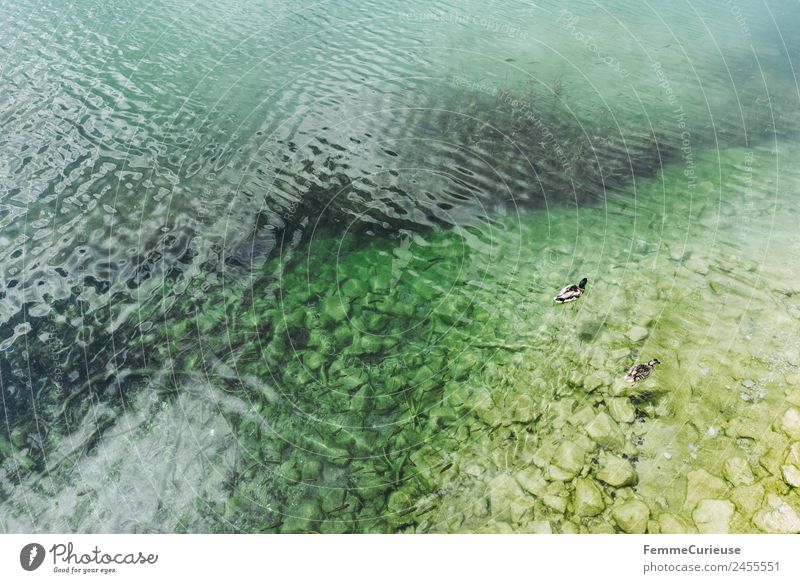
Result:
[473, 388, 502, 427]
[569, 406, 596, 427]
[778, 408, 800, 439]
[472, 497, 489, 518]
[574, 434, 596, 453]
[548, 465, 574, 481]
[545, 465, 575, 482]
[532, 439, 559, 469]
[607, 398, 636, 424]
[786, 442, 800, 467]
[489, 474, 532, 523]
[683, 468, 727, 512]
[596, 453, 638, 487]
[560, 521, 580, 534]
[550, 441, 585, 480]
[587, 521, 616, 534]
[612, 499, 650, 534]
[723, 456, 755, 486]
[781, 464, 800, 488]
[509, 394, 536, 423]
[752, 493, 800, 533]
[542, 493, 568, 514]
[573, 478, 605, 517]
[726, 404, 770, 439]
[785, 388, 800, 407]
[760, 442, 788, 477]
[477, 521, 515, 534]
[541, 482, 567, 514]
[659, 513, 690, 534]
[730, 482, 765, 517]
[444, 511, 465, 531]
[530, 520, 552, 534]
[693, 499, 734, 533]
[584, 371, 610, 392]
[626, 326, 649, 342]
[515, 467, 547, 497]
[586, 412, 625, 450]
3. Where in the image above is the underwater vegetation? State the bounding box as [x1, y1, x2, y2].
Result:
[3, 0, 800, 533]
[6, 143, 797, 533]
[190, 145, 800, 533]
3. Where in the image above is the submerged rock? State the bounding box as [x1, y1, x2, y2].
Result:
[472, 388, 502, 427]
[612, 499, 650, 534]
[321, 489, 348, 514]
[727, 404, 771, 439]
[488, 474, 532, 524]
[515, 467, 548, 497]
[729, 482, 765, 518]
[529, 520, 552, 534]
[786, 442, 800, 466]
[760, 439, 790, 477]
[471, 496, 490, 518]
[508, 394, 536, 423]
[477, 520, 515, 534]
[341, 278, 368, 299]
[587, 520, 618, 534]
[607, 398, 636, 424]
[586, 412, 625, 450]
[569, 405, 596, 428]
[693, 499, 734, 533]
[532, 439, 560, 469]
[573, 478, 605, 517]
[781, 464, 800, 488]
[557, 521, 578, 534]
[786, 387, 800, 407]
[752, 493, 800, 533]
[542, 481, 569, 514]
[303, 350, 326, 370]
[626, 326, 649, 342]
[9, 426, 28, 448]
[658, 513, 692, 534]
[778, 408, 800, 439]
[543, 494, 568, 514]
[723, 456, 755, 486]
[549, 441, 586, 481]
[321, 296, 349, 322]
[683, 468, 727, 513]
[596, 453, 638, 487]
[281, 499, 323, 533]
[583, 371, 611, 392]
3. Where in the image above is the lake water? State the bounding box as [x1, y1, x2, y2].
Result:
[2, 0, 800, 533]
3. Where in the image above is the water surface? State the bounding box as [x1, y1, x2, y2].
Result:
[1, 0, 800, 533]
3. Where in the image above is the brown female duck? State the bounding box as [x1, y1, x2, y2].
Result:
[625, 358, 661, 382]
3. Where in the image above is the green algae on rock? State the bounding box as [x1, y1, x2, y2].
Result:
[5, 142, 800, 534]
[347, 143, 800, 534]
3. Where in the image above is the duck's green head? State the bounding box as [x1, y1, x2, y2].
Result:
[578, 277, 588, 289]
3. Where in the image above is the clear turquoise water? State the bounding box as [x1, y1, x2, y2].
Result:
[1, 0, 800, 533]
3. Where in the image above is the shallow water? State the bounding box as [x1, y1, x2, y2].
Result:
[1, 1, 800, 533]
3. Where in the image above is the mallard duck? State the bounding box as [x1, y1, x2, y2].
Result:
[625, 359, 661, 382]
[553, 277, 587, 303]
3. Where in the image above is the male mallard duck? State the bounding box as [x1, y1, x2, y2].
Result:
[625, 359, 661, 382]
[553, 277, 587, 303]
